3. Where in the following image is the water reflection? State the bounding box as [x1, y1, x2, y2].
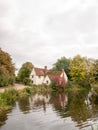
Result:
[0, 111, 8, 127]
[50, 92, 68, 117]
[64, 91, 98, 129]
[0, 90, 98, 130]
[18, 97, 30, 114]
[0, 109, 12, 127]
[29, 94, 50, 112]
[67, 91, 91, 127]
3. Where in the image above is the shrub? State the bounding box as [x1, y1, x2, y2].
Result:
[23, 78, 31, 85]
[0, 89, 18, 105]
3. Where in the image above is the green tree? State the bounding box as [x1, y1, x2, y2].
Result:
[84, 58, 95, 84]
[17, 62, 33, 85]
[52, 57, 71, 78]
[0, 48, 15, 87]
[94, 60, 98, 81]
[89, 59, 98, 83]
[69, 55, 88, 83]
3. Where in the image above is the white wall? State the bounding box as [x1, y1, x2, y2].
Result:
[35, 76, 45, 85]
[60, 72, 68, 82]
[30, 68, 36, 84]
[43, 75, 51, 85]
[30, 68, 46, 85]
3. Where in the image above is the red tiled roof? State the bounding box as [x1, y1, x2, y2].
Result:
[34, 67, 67, 86]
[47, 71, 61, 80]
[34, 67, 49, 76]
[48, 70, 66, 86]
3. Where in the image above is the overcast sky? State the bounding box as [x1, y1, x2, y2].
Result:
[0, 0, 98, 70]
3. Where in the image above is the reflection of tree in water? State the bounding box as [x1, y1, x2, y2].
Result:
[69, 91, 98, 129]
[18, 96, 30, 113]
[0, 111, 8, 127]
[67, 91, 91, 125]
[0, 109, 12, 127]
[88, 92, 98, 117]
[50, 90, 98, 129]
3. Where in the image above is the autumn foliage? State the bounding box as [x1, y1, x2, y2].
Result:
[0, 48, 15, 87]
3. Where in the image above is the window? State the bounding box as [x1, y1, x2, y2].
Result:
[32, 75, 34, 78]
[39, 76, 41, 78]
[46, 80, 48, 84]
[32, 80, 33, 83]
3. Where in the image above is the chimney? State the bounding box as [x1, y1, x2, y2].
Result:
[44, 66, 47, 74]
[62, 68, 64, 73]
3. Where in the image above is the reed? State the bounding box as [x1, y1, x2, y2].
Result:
[0, 84, 52, 110]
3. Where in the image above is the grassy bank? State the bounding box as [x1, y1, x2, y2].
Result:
[0, 82, 93, 111]
[0, 88, 18, 111]
[64, 80, 91, 93]
[0, 84, 52, 111]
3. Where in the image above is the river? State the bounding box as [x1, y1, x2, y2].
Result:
[0, 90, 98, 130]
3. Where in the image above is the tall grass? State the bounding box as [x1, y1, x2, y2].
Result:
[0, 89, 18, 111]
[0, 84, 52, 111]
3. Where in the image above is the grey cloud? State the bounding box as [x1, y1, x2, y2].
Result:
[0, 28, 8, 42]
[0, 0, 98, 69]
[44, 2, 97, 46]
[0, 1, 9, 17]
[80, 47, 98, 59]
[76, 7, 97, 33]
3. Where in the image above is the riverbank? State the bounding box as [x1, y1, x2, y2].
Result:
[0, 83, 97, 112]
[0, 84, 27, 93]
[1, 87, 98, 130]
[0, 84, 52, 111]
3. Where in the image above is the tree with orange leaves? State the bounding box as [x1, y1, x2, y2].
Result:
[0, 48, 15, 87]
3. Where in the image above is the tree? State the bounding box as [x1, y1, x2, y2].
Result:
[69, 55, 88, 83]
[17, 62, 33, 85]
[94, 60, 98, 81]
[0, 48, 15, 87]
[52, 57, 71, 78]
[89, 59, 98, 83]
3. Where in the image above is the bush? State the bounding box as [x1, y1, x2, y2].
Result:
[0, 74, 9, 87]
[8, 75, 15, 85]
[50, 81, 58, 91]
[0, 89, 18, 106]
[23, 78, 31, 85]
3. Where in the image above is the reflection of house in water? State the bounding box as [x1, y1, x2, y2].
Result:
[59, 93, 68, 109]
[29, 93, 68, 112]
[29, 94, 50, 112]
[50, 93, 68, 110]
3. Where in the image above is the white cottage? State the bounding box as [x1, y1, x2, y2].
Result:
[30, 66, 68, 87]
[30, 66, 51, 85]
